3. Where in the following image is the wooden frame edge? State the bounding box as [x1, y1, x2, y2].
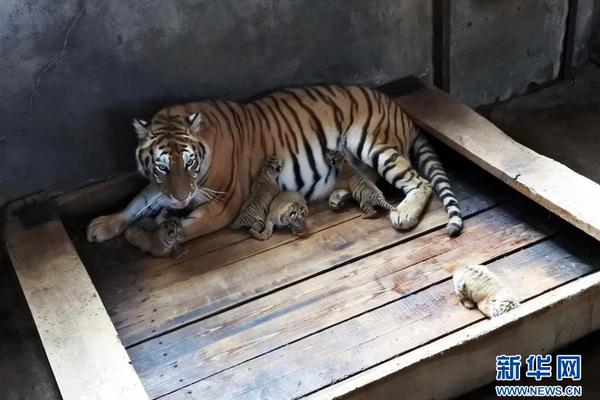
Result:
[394, 84, 600, 242]
[4, 195, 149, 400]
[306, 271, 600, 400]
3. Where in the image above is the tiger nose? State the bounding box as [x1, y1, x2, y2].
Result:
[173, 192, 189, 201]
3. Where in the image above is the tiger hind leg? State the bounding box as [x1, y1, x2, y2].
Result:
[411, 132, 463, 236]
[368, 145, 432, 230]
[359, 202, 378, 219]
[230, 202, 267, 230]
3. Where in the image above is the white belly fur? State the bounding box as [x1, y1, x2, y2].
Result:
[277, 157, 337, 201]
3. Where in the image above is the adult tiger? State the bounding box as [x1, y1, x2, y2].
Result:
[87, 85, 463, 254]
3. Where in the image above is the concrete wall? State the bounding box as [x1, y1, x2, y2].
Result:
[593, 0, 600, 56]
[1, 0, 598, 204]
[0, 0, 432, 204]
[450, 0, 568, 107]
[573, 0, 597, 66]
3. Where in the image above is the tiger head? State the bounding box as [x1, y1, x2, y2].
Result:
[283, 203, 308, 232]
[133, 113, 211, 208]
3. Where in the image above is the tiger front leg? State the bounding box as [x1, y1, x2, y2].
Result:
[250, 214, 267, 233]
[359, 202, 378, 219]
[290, 224, 307, 236]
[180, 197, 240, 241]
[390, 175, 432, 230]
[87, 184, 163, 242]
[250, 219, 274, 241]
[329, 189, 352, 210]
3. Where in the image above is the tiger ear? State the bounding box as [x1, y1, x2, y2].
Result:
[132, 119, 150, 141]
[187, 113, 203, 133]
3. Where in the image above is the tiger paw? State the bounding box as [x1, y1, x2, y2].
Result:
[87, 213, 127, 242]
[389, 202, 420, 230]
[249, 226, 270, 241]
[250, 218, 265, 233]
[360, 207, 378, 219]
[328, 189, 350, 211]
[291, 224, 307, 236]
[461, 298, 477, 310]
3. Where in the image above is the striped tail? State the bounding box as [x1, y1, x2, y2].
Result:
[410, 132, 463, 237]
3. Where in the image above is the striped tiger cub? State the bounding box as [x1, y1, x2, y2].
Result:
[249, 191, 308, 241]
[453, 265, 520, 318]
[230, 155, 283, 230]
[326, 149, 394, 218]
[124, 216, 185, 258]
[87, 85, 464, 256]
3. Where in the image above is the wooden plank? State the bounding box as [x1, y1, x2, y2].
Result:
[163, 234, 600, 400]
[106, 178, 499, 347]
[314, 254, 600, 400]
[55, 171, 146, 221]
[395, 83, 600, 242]
[129, 202, 553, 398]
[4, 197, 148, 400]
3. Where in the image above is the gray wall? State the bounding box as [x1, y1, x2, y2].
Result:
[573, 0, 597, 65]
[1, 0, 598, 204]
[0, 0, 432, 204]
[593, 0, 600, 56]
[449, 0, 568, 107]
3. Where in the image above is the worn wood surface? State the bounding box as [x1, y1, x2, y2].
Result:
[395, 84, 600, 242]
[60, 162, 600, 400]
[130, 202, 554, 398]
[314, 252, 600, 400]
[163, 235, 600, 400]
[4, 197, 148, 400]
[72, 171, 499, 347]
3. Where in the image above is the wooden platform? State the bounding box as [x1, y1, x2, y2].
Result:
[6, 82, 600, 399]
[55, 164, 596, 400]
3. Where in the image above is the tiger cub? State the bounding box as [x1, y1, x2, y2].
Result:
[230, 155, 283, 230]
[453, 265, 520, 318]
[326, 149, 394, 218]
[249, 191, 308, 241]
[125, 216, 185, 258]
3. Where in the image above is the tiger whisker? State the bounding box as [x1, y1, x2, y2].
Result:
[134, 196, 165, 220]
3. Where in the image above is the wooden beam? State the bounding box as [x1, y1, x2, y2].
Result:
[395, 83, 600, 242]
[4, 195, 148, 400]
[54, 171, 146, 221]
[313, 269, 600, 400]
